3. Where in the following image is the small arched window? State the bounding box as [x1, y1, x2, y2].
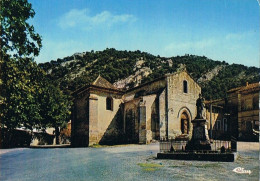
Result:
[106, 97, 113, 111]
[183, 80, 188, 93]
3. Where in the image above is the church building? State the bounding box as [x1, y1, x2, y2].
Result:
[71, 70, 201, 147]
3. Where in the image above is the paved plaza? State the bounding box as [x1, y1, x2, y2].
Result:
[0, 142, 259, 181]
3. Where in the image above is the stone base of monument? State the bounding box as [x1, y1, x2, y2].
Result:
[157, 152, 238, 162]
[185, 119, 211, 151]
[157, 118, 237, 162]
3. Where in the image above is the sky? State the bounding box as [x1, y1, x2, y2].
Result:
[28, 0, 259, 67]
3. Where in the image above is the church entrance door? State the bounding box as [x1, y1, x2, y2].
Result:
[181, 112, 189, 134]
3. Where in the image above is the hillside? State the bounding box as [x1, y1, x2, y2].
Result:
[39, 48, 259, 100]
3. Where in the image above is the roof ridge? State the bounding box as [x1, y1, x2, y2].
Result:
[92, 74, 101, 85]
[92, 75, 117, 89]
[228, 82, 259, 92]
[238, 82, 259, 91]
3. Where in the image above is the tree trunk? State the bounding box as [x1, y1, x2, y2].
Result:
[55, 127, 60, 145]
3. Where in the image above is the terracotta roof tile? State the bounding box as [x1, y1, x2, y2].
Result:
[238, 82, 259, 92]
[227, 82, 259, 93]
[92, 75, 117, 90]
[227, 86, 243, 93]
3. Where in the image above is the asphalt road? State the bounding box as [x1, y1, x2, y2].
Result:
[0, 142, 258, 181]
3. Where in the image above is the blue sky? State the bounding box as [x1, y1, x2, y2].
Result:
[29, 0, 259, 67]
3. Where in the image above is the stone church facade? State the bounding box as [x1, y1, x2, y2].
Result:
[71, 70, 201, 147]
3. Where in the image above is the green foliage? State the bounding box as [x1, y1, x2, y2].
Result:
[138, 163, 163, 168]
[138, 163, 163, 171]
[0, 56, 45, 130]
[0, 54, 71, 131]
[40, 49, 259, 101]
[0, 0, 42, 57]
[0, 0, 43, 130]
[39, 82, 71, 129]
[202, 64, 259, 100]
[0, 0, 70, 134]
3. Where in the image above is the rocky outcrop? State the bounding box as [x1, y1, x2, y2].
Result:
[198, 65, 225, 83]
[114, 67, 152, 89]
[114, 57, 152, 89]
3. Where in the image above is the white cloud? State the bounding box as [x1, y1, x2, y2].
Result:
[163, 31, 258, 67]
[35, 39, 87, 63]
[225, 31, 254, 40]
[164, 39, 216, 55]
[58, 8, 136, 29]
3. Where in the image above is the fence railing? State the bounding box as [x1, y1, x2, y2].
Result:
[211, 140, 231, 152]
[160, 140, 187, 152]
[159, 139, 233, 153]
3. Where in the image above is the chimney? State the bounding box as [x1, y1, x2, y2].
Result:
[246, 82, 248, 86]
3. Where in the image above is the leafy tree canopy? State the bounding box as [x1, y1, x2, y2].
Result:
[0, 0, 70, 135]
[0, 56, 45, 130]
[0, 0, 42, 57]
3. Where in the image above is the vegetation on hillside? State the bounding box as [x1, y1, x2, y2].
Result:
[39, 48, 259, 100]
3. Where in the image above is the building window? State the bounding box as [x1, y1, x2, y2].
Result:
[106, 97, 113, 111]
[183, 80, 188, 93]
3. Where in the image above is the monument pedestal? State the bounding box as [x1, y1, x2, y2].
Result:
[157, 94, 236, 161]
[186, 119, 211, 151]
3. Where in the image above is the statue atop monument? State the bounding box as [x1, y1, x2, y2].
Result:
[196, 94, 205, 119]
[186, 93, 211, 151]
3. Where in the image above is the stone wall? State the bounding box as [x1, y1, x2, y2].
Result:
[227, 91, 239, 138]
[124, 78, 166, 143]
[88, 94, 98, 145]
[159, 89, 167, 139]
[237, 91, 259, 140]
[124, 99, 140, 143]
[205, 105, 227, 139]
[72, 92, 90, 146]
[205, 106, 224, 130]
[72, 72, 202, 146]
[124, 94, 159, 144]
[88, 92, 123, 145]
[124, 78, 166, 101]
[72, 90, 124, 146]
[166, 72, 201, 139]
[139, 94, 157, 144]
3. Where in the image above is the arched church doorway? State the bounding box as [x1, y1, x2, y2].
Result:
[181, 112, 189, 134]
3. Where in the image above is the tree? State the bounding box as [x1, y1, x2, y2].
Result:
[0, 0, 43, 131]
[0, 0, 72, 147]
[39, 82, 71, 144]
